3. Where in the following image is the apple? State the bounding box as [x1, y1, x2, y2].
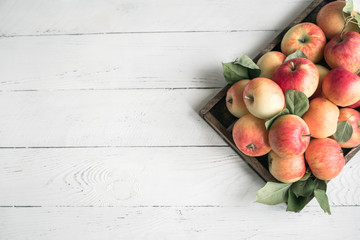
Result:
[337, 108, 360, 148]
[316, 1, 360, 39]
[281, 22, 326, 63]
[243, 77, 285, 119]
[273, 58, 319, 98]
[324, 31, 360, 73]
[347, 99, 360, 109]
[226, 80, 250, 118]
[232, 113, 271, 157]
[268, 114, 311, 158]
[302, 97, 339, 138]
[310, 65, 329, 99]
[268, 151, 306, 183]
[257, 51, 286, 79]
[322, 67, 360, 107]
[305, 138, 345, 180]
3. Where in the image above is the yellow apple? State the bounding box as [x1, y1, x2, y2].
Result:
[243, 77, 285, 119]
[257, 51, 286, 79]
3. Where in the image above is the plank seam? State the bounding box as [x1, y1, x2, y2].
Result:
[1, 30, 278, 38]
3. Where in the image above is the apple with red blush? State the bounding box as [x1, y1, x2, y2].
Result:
[273, 58, 319, 98]
[226, 80, 250, 118]
[232, 113, 271, 157]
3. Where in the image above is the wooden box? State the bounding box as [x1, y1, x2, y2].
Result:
[200, 0, 360, 182]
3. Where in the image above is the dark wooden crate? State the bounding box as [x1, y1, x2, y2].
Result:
[200, 0, 360, 182]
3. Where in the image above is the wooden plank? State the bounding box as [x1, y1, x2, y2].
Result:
[0, 0, 312, 36]
[0, 206, 359, 240]
[0, 147, 265, 206]
[0, 147, 358, 206]
[0, 31, 281, 90]
[0, 89, 229, 147]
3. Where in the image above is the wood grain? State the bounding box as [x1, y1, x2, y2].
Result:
[0, 31, 280, 91]
[0, 0, 312, 36]
[0, 89, 229, 147]
[1, 0, 360, 239]
[1, 206, 359, 240]
[0, 147, 265, 206]
[0, 147, 358, 206]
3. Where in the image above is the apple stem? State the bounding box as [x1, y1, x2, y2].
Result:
[340, 16, 353, 41]
[302, 134, 312, 138]
[355, 69, 360, 75]
[290, 61, 296, 71]
[244, 95, 254, 101]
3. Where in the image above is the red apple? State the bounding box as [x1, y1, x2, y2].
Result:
[243, 77, 285, 119]
[337, 108, 360, 148]
[268, 151, 306, 183]
[316, 1, 359, 39]
[232, 113, 271, 157]
[268, 114, 311, 158]
[310, 64, 329, 99]
[305, 138, 345, 180]
[226, 80, 250, 118]
[302, 97, 339, 138]
[257, 51, 286, 79]
[281, 22, 326, 63]
[324, 31, 360, 73]
[347, 99, 360, 108]
[273, 58, 319, 98]
[322, 67, 360, 107]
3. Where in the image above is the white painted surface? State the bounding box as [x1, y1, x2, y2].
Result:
[1, 0, 359, 239]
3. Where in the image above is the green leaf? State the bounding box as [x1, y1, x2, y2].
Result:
[354, 14, 360, 29]
[291, 178, 315, 198]
[284, 49, 308, 62]
[315, 179, 327, 191]
[286, 189, 308, 212]
[285, 90, 309, 117]
[255, 182, 292, 205]
[265, 108, 290, 130]
[343, 0, 354, 14]
[222, 62, 249, 85]
[234, 54, 261, 79]
[314, 179, 331, 214]
[314, 189, 331, 215]
[334, 121, 353, 143]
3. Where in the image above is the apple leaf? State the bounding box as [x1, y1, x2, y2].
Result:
[354, 14, 360, 28]
[299, 168, 311, 181]
[343, 0, 360, 28]
[286, 189, 308, 212]
[284, 49, 308, 62]
[343, 0, 355, 14]
[314, 179, 331, 215]
[291, 178, 315, 198]
[255, 182, 292, 205]
[334, 121, 353, 143]
[343, 0, 359, 16]
[222, 62, 249, 85]
[285, 90, 309, 117]
[234, 54, 261, 79]
[265, 108, 290, 130]
[222, 54, 261, 85]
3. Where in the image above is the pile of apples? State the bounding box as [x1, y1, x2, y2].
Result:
[226, 1, 360, 183]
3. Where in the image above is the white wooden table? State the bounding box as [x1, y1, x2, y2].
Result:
[0, 0, 359, 239]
